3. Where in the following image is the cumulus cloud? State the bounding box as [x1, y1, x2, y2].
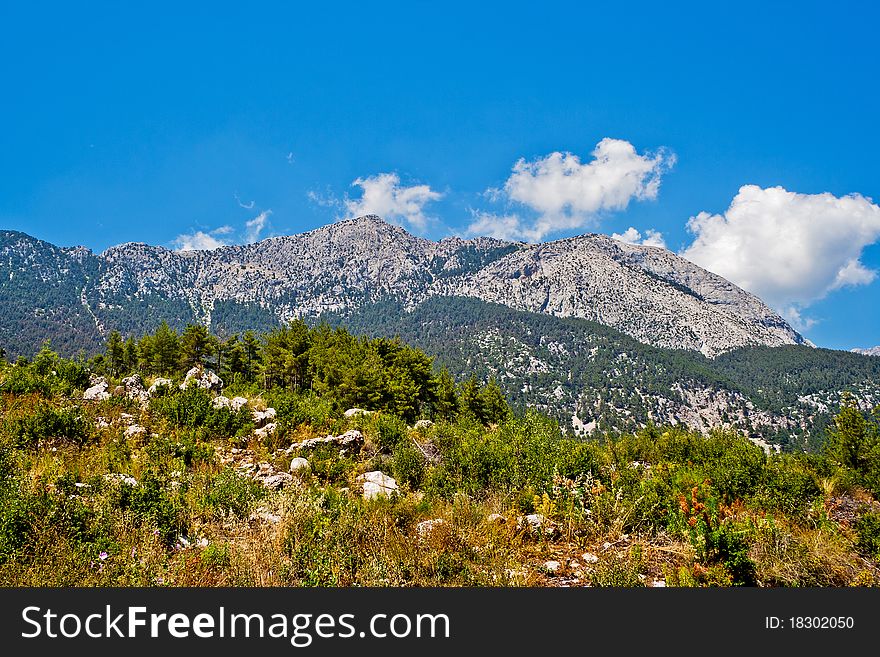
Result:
[173, 211, 273, 251]
[680, 184, 880, 313]
[468, 138, 674, 241]
[467, 211, 531, 241]
[344, 172, 442, 231]
[172, 230, 230, 251]
[245, 210, 271, 243]
[611, 227, 667, 249]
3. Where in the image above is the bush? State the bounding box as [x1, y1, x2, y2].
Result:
[392, 444, 426, 490]
[7, 404, 91, 449]
[752, 455, 822, 516]
[150, 387, 251, 438]
[375, 414, 408, 452]
[854, 512, 880, 560]
[201, 469, 265, 518]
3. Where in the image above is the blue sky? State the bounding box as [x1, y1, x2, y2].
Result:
[1, 1, 878, 350]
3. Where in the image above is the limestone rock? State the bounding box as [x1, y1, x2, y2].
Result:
[84, 379, 110, 401]
[180, 367, 223, 392]
[253, 422, 277, 440]
[121, 374, 148, 402]
[252, 407, 277, 426]
[416, 518, 446, 538]
[289, 457, 311, 473]
[286, 429, 364, 452]
[148, 378, 174, 396]
[357, 471, 398, 500]
[344, 408, 373, 418]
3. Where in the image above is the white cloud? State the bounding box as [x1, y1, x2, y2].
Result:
[780, 305, 818, 332]
[344, 172, 442, 231]
[611, 227, 667, 249]
[173, 210, 272, 251]
[245, 210, 271, 243]
[234, 193, 255, 210]
[680, 184, 880, 314]
[468, 138, 674, 241]
[467, 211, 532, 241]
[172, 230, 229, 251]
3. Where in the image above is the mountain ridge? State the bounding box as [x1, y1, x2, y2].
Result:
[1, 216, 804, 358]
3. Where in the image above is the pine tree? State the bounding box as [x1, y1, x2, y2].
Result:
[106, 330, 125, 376]
[432, 367, 458, 420]
[180, 324, 210, 370]
[151, 322, 181, 375]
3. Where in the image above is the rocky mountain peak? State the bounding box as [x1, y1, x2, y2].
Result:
[0, 217, 806, 357]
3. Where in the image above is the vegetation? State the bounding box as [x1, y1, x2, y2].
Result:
[0, 326, 878, 587]
[326, 297, 880, 450]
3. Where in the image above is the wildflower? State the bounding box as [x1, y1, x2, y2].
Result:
[99, 551, 108, 561]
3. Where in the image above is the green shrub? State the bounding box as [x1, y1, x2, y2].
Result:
[392, 443, 426, 490]
[7, 404, 91, 449]
[201, 469, 265, 518]
[854, 512, 880, 560]
[375, 414, 408, 452]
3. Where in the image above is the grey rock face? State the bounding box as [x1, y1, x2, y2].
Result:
[0, 217, 805, 358]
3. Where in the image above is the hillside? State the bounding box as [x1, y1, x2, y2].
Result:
[327, 297, 880, 451]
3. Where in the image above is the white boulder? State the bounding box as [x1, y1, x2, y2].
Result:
[180, 367, 223, 392]
[357, 471, 398, 500]
[148, 378, 174, 396]
[416, 518, 446, 538]
[84, 379, 110, 401]
[344, 408, 373, 418]
[289, 457, 311, 473]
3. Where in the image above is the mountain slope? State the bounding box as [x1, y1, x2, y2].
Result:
[327, 296, 880, 450]
[0, 216, 804, 357]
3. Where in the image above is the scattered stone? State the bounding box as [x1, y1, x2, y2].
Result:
[148, 378, 174, 396]
[543, 560, 561, 573]
[230, 396, 249, 412]
[518, 513, 557, 536]
[84, 379, 110, 401]
[95, 416, 111, 429]
[180, 366, 223, 392]
[124, 424, 147, 438]
[357, 471, 398, 500]
[260, 472, 294, 491]
[413, 419, 434, 430]
[104, 473, 138, 487]
[196, 538, 209, 549]
[289, 457, 311, 473]
[253, 422, 278, 440]
[416, 518, 446, 538]
[121, 374, 148, 402]
[602, 541, 613, 551]
[252, 407, 277, 426]
[582, 552, 599, 564]
[286, 429, 364, 452]
[344, 408, 373, 418]
[652, 580, 667, 588]
[250, 509, 282, 524]
[213, 395, 232, 409]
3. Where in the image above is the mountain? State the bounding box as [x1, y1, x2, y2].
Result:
[853, 346, 880, 357]
[1, 215, 804, 357]
[4, 216, 877, 450]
